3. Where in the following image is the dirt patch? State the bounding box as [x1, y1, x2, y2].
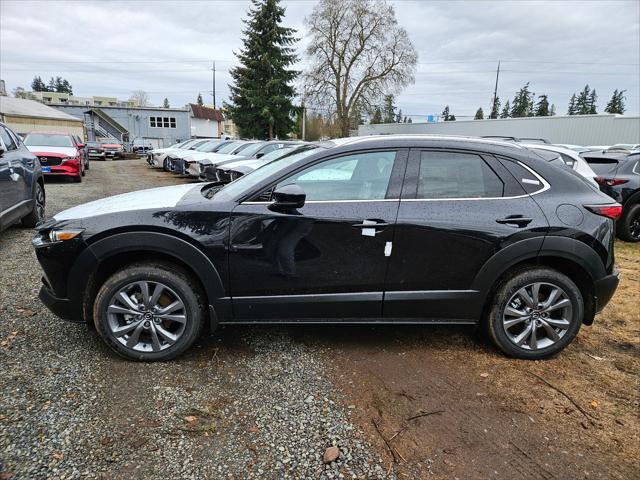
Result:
[323, 242, 639, 479]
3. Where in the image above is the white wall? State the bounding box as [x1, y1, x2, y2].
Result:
[191, 118, 219, 138]
[357, 114, 640, 145]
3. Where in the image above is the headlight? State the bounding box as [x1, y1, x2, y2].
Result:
[49, 229, 84, 242]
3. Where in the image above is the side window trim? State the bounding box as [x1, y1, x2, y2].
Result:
[244, 148, 408, 204]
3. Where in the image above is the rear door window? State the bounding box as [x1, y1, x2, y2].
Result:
[416, 151, 504, 199]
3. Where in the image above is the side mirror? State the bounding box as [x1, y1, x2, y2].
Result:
[77, 143, 86, 148]
[271, 184, 306, 210]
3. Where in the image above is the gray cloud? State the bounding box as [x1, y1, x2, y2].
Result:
[1, 0, 638, 118]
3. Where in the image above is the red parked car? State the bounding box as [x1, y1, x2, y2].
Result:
[23, 132, 87, 182]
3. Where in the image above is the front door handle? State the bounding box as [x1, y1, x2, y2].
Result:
[496, 215, 533, 227]
[352, 221, 389, 228]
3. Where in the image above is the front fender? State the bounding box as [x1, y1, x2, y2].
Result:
[67, 231, 229, 326]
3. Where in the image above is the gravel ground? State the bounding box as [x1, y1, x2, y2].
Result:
[0, 160, 389, 479]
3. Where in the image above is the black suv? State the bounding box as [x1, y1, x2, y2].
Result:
[0, 122, 45, 231]
[582, 150, 640, 242]
[32, 136, 620, 361]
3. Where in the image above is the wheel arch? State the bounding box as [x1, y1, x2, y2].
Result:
[68, 231, 229, 329]
[473, 236, 601, 326]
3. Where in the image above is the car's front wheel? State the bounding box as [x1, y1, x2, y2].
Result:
[93, 262, 206, 361]
[486, 268, 583, 359]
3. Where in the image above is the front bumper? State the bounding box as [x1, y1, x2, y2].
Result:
[594, 271, 619, 313]
[185, 161, 201, 177]
[39, 281, 83, 322]
[42, 162, 81, 176]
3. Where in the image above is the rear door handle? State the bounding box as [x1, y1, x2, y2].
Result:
[496, 215, 533, 227]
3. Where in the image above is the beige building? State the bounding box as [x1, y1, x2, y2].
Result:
[27, 91, 140, 108]
[0, 96, 84, 137]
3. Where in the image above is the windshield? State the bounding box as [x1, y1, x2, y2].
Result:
[260, 146, 297, 162]
[232, 142, 257, 154]
[584, 158, 620, 175]
[195, 140, 222, 152]
[24, 133, 73, 147]
[216, 146, 323, 200]
[216, 142, 243, 154]
[87, 142, 101, 147]
[235, 142, 266, 157]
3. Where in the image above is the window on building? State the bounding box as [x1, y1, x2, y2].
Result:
[149, 116, 177, 129]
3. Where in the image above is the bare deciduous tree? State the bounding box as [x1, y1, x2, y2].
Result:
[129, 90, 150, 107]
[303, 0, 417, 137]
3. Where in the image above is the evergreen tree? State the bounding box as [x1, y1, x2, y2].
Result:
[500, 100, 510, 118]
[535, 94, 550, 116]
[196, 93, 204, 106]
[226, 0, 299, 139]
[474, 107, 484, 120]
[349, 100, 364, 128]
[382, 94, 396, 123]
[31, 76, 47, 92]
[448, 114, 456, 121]
[370, 107, 382, 124]
[163, 98, 170, 108]
[442, 105, 451, 121]
[510, 83, 534, 117]
[567, 94, 577, 115]
[407, 117, 412, 123]
[574, 85, 591, 115]
[395, 109, 403, 123]
[604, 89, 626, 114]
[489, 96, 500, 119]
[47, 77, 56, 92]
[549, 104, 556, 116]
[403, 116, 408, 123]
[588, 89, 598, 114]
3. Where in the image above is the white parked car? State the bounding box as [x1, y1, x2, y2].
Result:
[522, 143, 598, 186]
[183, 141, 262, 177]
[148, 139, 207, 167]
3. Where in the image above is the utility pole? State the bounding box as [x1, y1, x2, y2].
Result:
[491, 60, 500, 118]
[301, 99, 306, 141]
[211, 60, 216, 109]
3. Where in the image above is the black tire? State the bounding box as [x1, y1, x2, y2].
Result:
[485, 267, 583, 360]
[93, 262, 206, 361]
[21, 181, 45, 227]
[73, 167, 83, 182]
[85, 159, 90, 171]
[618, 204, 640, 242]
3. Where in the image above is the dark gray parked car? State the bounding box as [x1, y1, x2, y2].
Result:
[0, 122, 45, 231]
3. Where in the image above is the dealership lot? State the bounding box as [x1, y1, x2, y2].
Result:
[1, 159, 638, 479]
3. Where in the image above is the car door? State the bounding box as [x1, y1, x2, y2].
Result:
[0, 126, 24, 220]
[228, 149, 408, 320]
[383, 148, 549, 321]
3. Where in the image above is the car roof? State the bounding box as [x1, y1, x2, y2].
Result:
[521, 143, 578, 157]
[26, 131, 73, 136]
[322, 134, 527, 151]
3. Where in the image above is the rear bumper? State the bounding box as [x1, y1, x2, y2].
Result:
[39, 282, 83, 322]
[594, 271, 619, 313]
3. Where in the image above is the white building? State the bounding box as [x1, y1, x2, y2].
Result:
[357, 114, 640, 145]
[189, 104, 224, 138]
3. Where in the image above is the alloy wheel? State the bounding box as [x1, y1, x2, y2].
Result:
[106, 281, 188, 353]
[35, 184, 45, 220]
[630, 213, 640, 240]
[502, 282, 572, 351]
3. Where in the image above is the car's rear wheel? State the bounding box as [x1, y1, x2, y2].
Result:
[618, 204, 640, 242]
[486, 268, 583, 359]
[93, 263, 206, 361]
[21, 182, 45, 227]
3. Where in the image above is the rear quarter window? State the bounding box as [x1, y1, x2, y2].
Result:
[496, 157, 547, 194]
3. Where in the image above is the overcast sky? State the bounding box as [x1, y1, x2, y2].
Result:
[1, 0, 638, 120]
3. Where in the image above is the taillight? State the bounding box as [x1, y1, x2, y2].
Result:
[595, 177, 628, 186]
[584, 204, 623, 220]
